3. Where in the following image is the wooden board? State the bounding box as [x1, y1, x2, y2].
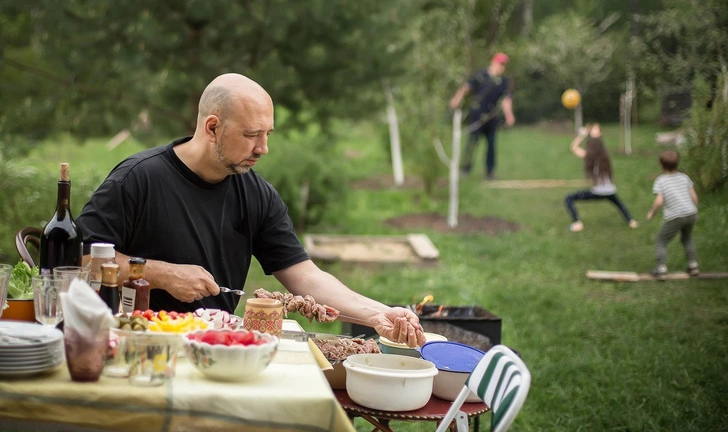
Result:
[586, 270, 728, 282]
[484, 179, 589, 189]
[304, 234, 439, 264]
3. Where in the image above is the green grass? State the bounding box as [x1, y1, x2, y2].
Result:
[243, 121, 728, 431]
[14, 124, 727, 431]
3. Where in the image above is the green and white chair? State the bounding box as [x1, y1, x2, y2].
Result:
[435, 345, 531, 432]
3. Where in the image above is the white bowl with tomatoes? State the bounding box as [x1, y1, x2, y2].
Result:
[184, 329, 279, 381]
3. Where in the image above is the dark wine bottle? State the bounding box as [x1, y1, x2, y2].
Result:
[39, 163, 83, 273]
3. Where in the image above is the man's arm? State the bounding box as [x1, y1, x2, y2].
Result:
[647, 193, 664, 221]
[449, 83, 470, 109]
[502, 96, 515, 126]
[82, 252, 219, 303]
[274, 260, 425, 347]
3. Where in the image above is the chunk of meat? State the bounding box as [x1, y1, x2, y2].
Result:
[253, 288, 340, 323]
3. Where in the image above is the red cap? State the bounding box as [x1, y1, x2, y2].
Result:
[492, 53, 509, 65]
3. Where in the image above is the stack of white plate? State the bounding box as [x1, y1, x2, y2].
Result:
[0, 321, 64, 378]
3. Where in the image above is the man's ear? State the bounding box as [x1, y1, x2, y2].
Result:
[204, 115, 220, 140]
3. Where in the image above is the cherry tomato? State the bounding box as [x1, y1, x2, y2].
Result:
[132, 310, 143, 317]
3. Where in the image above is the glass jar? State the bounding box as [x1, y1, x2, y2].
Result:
[85, 243, 116, 293]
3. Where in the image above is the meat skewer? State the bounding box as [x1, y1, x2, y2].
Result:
[253, 288, 340, 323]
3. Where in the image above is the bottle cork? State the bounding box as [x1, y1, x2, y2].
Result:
[60, 163, 70, 182]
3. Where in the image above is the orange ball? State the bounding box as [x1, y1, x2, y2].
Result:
[561, 89, 581, 110]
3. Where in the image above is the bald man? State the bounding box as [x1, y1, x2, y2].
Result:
[77, 73, 425, 347]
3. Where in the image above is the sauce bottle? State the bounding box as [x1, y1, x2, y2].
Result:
[99, 263, 120, 314]
[121, 257, 150, 313]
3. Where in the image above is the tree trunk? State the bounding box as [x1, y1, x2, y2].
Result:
[448, 109, 463, 229]
[520, 0, 533, 37]
[625, 74, 635, 155]
[465, 0, 477, 73]
[384, 80, 404, 186]
[574, 103, 583, 132]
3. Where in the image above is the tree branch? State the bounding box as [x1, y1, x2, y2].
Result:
[433, 137, 450, 165]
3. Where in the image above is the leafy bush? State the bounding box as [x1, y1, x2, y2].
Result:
[0, 151, 105, 262]
[683, 74, 728, 193]
[257, 115, 349, 232]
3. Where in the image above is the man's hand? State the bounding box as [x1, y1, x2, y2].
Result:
[646, 210, 654, 221]
[159, 263, 220, 303]
[505, 114, 516, 127]
[373, 307, 426, 348]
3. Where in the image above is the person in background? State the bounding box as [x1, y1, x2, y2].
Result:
[565, 123, 639, 232]
[77, 73, 425, 347]
[449, 52, 515, 180]
[646, 150, 699, 277]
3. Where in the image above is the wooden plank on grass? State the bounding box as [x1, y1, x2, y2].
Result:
[586, 270, 706, 282]
[485, 179, 589, 189]
[407, 234, 440, 260]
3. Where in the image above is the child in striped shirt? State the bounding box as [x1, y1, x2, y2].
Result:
[646, 150, 699, 277]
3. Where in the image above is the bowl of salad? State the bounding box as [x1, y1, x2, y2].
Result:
[2, 261, 39, 321]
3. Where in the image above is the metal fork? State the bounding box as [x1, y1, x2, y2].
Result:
[219, 287, 245, 296]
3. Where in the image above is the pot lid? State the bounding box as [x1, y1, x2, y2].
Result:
[418, 341, 485, 373]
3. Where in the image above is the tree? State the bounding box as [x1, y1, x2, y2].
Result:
[0, 1, 416, 145]
[525, 11, 616, 130]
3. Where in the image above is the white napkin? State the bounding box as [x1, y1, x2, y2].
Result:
[60, 278, 116, 334]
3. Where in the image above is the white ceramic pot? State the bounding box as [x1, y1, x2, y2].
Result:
[343, 353, 438, 411]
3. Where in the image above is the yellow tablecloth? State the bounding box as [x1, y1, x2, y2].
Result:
[0, 320, 354, 432]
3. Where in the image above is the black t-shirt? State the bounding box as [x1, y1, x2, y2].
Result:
[76, 137, 310, 313]
[467, 70, 511, 126]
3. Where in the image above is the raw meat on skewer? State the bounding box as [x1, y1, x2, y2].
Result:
[253, 288, 340, 323]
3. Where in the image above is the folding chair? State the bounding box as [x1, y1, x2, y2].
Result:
[436, 345, 531, 432]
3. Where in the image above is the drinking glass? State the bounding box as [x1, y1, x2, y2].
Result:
[126, 335, 178, 387]
[0, 264, 12, 319]
[53, 266, 91, 292]
[64, 327, 109, 382]
[32, 275, 66, 328]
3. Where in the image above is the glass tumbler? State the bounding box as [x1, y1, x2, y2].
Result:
[126, 335, 178, 387]
[53, 266, 91, 291]
[32, 275, 66, 328]
[64, 327, 110, 382]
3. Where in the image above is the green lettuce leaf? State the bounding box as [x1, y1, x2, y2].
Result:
[7, 260, 38, 300]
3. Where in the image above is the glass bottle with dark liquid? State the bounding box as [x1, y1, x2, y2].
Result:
[39, 162, 83, 273]
[99, 263, 121, 314]
[121, 257, 150, 313]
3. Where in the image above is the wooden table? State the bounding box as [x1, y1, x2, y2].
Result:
[334, 390, 489, 431]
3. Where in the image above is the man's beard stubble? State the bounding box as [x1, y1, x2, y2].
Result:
[215, 137, 250, 175]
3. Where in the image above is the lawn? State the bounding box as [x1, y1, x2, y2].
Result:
[16, 123, 728, 431]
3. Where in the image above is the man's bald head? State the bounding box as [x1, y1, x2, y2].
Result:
[197, 73, 272, 123]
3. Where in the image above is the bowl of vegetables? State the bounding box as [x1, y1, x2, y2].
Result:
[184, 329, 279, 381]
[2, 261, 39, 322]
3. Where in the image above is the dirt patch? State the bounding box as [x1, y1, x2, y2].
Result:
[385, 212, 520, 235]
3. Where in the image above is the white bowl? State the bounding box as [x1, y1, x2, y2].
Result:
[433, 369, 483, 403]
[184, 330, 279, 381]
[343, 353, 438, 411]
